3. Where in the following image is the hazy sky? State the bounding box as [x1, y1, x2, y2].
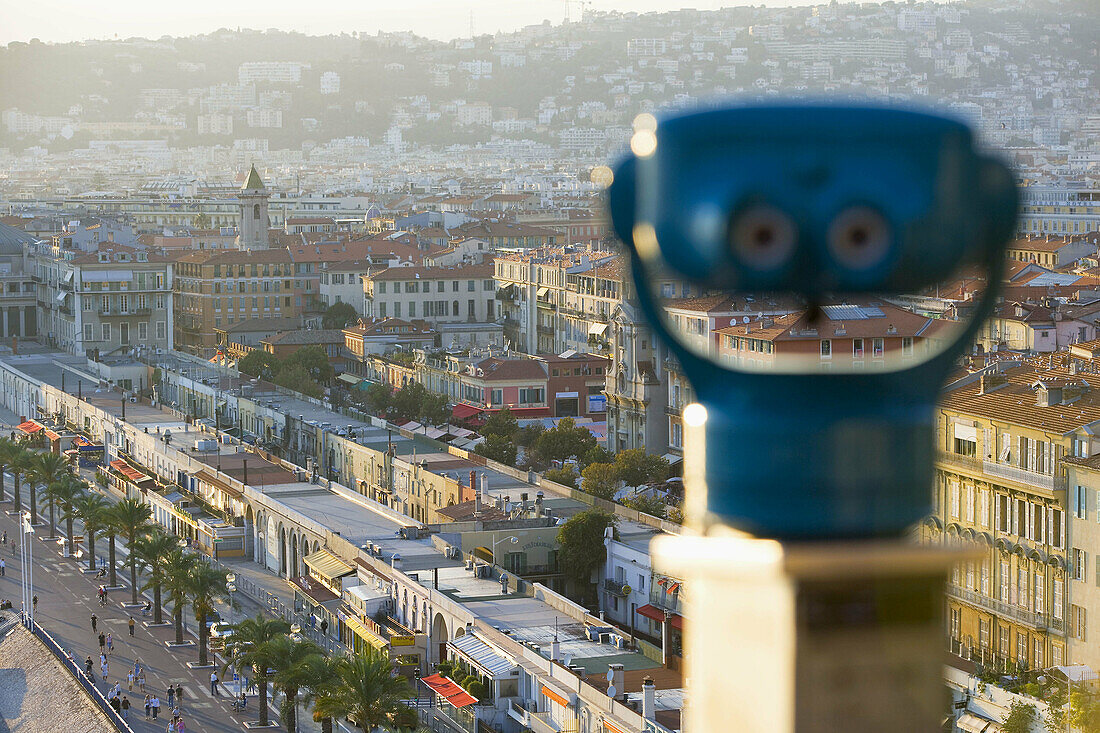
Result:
[1, 0, 817, 45]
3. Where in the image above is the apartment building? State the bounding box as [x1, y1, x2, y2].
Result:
[34, 241, 173, 356]
[976, 301, 1098, 354]
[930, 359, 1099, 674]
[0, 222, 39, 339]
[1005, 234, 1097, 268]
[174, 248, 302, 354]
[363, 262, 497, 324]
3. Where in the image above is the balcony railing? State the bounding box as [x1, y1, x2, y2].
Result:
[946, 583, 1065, 635]
[936, 450, 982, 472]
[100, 307, 152, 317]
[982, 460, 1062, 492]
[649, 588, 684, 614]
[603, 578, 631, 597]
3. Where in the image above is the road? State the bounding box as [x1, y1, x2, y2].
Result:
[0, 495, 273, 732]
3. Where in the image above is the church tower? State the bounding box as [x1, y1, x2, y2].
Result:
[238, 164, 270, 250]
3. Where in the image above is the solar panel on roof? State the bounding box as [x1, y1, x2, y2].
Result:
[820, 305, 866, 320]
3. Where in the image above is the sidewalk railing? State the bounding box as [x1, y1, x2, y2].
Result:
[24, 614, 137, 733]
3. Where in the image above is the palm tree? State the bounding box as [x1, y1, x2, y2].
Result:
[31, 451, 68, 531]
[10, 448, 33, 515]
[110, 498, 153, 604]
[301, 655, 342, 733]
[56, 475, 85, 556]
[311, 651, 412, 732]
[163, 549, 198, 645]
[101, 504, 121, 587]
[223, 614, 291, 727]
[0, 437, 17, 503]
[134, 530, 176, 624]
[269, 636, 326, 733]
[74, 492, 109, 571]
[189, 562, 231, 666]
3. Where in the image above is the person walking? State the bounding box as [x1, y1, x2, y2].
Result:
[1, 557, 6, 576]
[98, 632, 105, 653]
[128, 616, 135, 636]
[84, 656, 93, 677]
[100, 660, 109, 683]
[166, 685, 175, 709]
[174, 684, 183, 711]
[120, 696, 130, 720]
[90, 613, 97, 632]
[144, 694, 151, 720]
[127, 670, 134, 691]
[151, 694, 160, 721]
[209, 671, 219, 696]
[31, 594, 36, 611]
[138, 669, 146, 692]
[106, 632, 113, 655]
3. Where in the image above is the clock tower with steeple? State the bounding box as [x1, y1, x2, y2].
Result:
[238, 164, 270, 250]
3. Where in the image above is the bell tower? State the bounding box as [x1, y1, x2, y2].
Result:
[238, 163, 270, 250]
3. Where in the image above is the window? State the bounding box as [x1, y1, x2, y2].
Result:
[872, 337, 884, 357]
[949, 607, 960, 640]
[490, 389, 503, 406]
[83, 323, 93, 341]
[467, 280, 475, 291]
[1073, 605, 1087, 640]
[999, 625, 1010, 657]
[1035, 572, 1044, 613]
[1054, 579, 1064, 619]
[1074, 548, 1087, 581]
[519, 387, 544, 404]
[979, 619, 990, 649]
[1053, 508, 1064, 548]
[101, 323, 111, 341]
[852, 338, 864, 358]
[1019, 436, 1031, 469]
[820, 339, 831, 358]
[979, 488, 989, 528]
[949, 481, 960, 519]
[965, 485, 974, 523]
[138, 322, 148, 340]
[997, 494, 1011, 532]
[1076, 485, 1088, 519]
[1000, 560, 1010, 601]
[1018, 567, 1029, 607]
[1017, 632, 1028, 663]
[980, 560, 990, 596]
[902, 336, 913, 356]
[156, 321, 165, 340]
[1076, 437, 1090, 458]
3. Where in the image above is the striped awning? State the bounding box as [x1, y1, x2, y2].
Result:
[420, 674, 477, 708]
[448, 632, 516, 678]
[303, 548, 354, 581]
[342, 614, 387, 651]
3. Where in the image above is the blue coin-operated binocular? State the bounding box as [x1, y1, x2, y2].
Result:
[608, 104, 1018, 539]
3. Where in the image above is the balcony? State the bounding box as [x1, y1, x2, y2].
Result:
[603, 578, 631, 597]
[99, 307, 152, 317]
[946, 583, 1065, 635]
[936, 450, 982, 473]
[981, 460, 1062, 492]
[649, 588, 684, 614]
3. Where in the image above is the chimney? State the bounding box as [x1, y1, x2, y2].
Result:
[551, 637, 560, 662]
[609, 663, 625, 698]
[469, 470, 477, 496]
[642, 677, 656, 720]
[474, 491, 481, 517]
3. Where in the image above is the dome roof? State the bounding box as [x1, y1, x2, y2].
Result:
[365, 205, 381, 219]
[0, 221, 35, 255]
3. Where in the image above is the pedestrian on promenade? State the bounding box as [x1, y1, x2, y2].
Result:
[98, 632, 105, 652]
[127, 671, 134, 691]
[31, 594, 36, 611]
[210, 671, 219, 696]
[99, 652, 107, 667]
[85, 656, 93, 677]
[175, 684, 183, 709]
[144, 694, 151, 719]
[109, 696, 120, 714]
[166, 685, 175, 708]
[120, 696, 130, 719]
[90, 613, 97, 632]
[138, 669, 146, 692]
[113, 682, 122, 699]
[151, 694, 160, 720]
[106, 632, 113, 654]
[100, 661, 108, 683]
[1, 557, 6, 576]
[128, 616, 135, 636]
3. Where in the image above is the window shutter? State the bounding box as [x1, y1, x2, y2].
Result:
[995, 496, 1001, 531]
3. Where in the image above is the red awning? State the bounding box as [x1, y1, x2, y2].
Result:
[637, 604, 683, 629]
[44, 429, 61, 441]
[109, 459, 150, 484]
[421, 674, 478, 708]
[16, 421, 43, 434]
[451, 403, 484, 420]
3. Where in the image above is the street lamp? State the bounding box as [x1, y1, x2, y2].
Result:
[490, 533, 518, 568]
[20, 510, 34, 628]
[290, 622, 302, 643]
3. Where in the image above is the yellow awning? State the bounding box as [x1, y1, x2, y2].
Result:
[343, 614, 387, 651]
[303, 548, 354, 581]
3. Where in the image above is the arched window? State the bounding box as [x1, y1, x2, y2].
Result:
[253, 203, 260, 220]
[452, 300, 459, 316]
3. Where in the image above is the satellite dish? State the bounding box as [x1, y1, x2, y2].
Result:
[607, 670, 615, 682]
[607, 685, 617, 698]
[743, 316, 750, 323]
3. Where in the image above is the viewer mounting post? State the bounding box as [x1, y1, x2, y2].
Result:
[606, 103, 1018, 732]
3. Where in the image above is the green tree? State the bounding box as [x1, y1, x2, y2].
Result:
[311, 650, 412, 731]
[474, 433, 518, 466]
[269, 636, 326, 733]
[1001, 700, 1037, 733]
[55, 474, 85, 556]
[390, 382, 430, 423]
[582, 445, 613, 467]
[163, 549, 199, 645]
[239, 350, 281, 380]
[134, 529, 177, 625]
[481, 406, 518, 441]
[622, 494, 667, 518]
[556, 509, 617, 606]
[283, 345, 335, 384]
[418, 392, 449, 426]
[322, 301, 359, 329]
[580, 463, 619, 500]
[0, 438, 18, 503]
[276, 365, 323, 398]
[301, 654, 342, 733]
[223, 614, 292, 727]
[190, 562, 232, 666]
[364, 382, 392, 415]
[27, 450, 66, 527]
[74, 491, 109, 572]
[613, 449, 669, 488]
[10, 449, 32, 516]
[534, 417, 597, 466]
[101, 504, 121, 588]
[111, 498, 153, 605]
[544, 467, 577, 489]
